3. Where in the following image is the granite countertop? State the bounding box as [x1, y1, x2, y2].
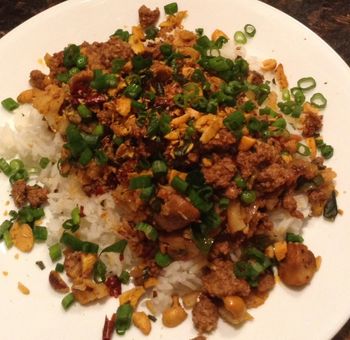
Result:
[0, 0, 349, 339]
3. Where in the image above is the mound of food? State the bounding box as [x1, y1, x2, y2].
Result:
[0, 2, 338, 339]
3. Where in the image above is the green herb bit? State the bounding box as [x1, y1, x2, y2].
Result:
[234, 175, 247, 189]
[124, 83, 142, 99]
[234, 31, 247, 44]
[68, 67, 80, 78]
[93, 259, 107, 283]
[100, 239, 128, 255]
[33, 226, 48, 241]
[115, 303, 133, 335]
[244, 24, 256, 37]
[76, 55, 88, 69]
[39, 157, 50, 169]
[291, 87, 305, 105]
[56, 73, 70, 83]
[63, 44, 80, 68]
[62, 293, 75, 310]
[145, 26, 159, 40]
[155, 251, 172, 267]
[297, 77, 316, 91]
[49, 243, 62, 262]
[1, 97, 19, 112]
[218, 197, 230, 209]
[0, 220, 13, 238]
[272, 118, 287, 129]
[135, 222, 158, 241]
[78, 147, 93, 166]
[111, 58, 126, 73]
[223, 110, 245, 131]
[55, 263, 64, 273]
[0, 158, 12, 176]
[286, 232, 304, 243]
[164, 2, 178, 15]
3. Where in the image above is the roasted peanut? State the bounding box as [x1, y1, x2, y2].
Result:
[223, 296, 247, 319]
[261, 58, 277, 71]
[162, 296, 187, 328]
[182, 291, 200, 309]
[10, 222, 34, 253]
[132, 312, 152, 335]
[119, 286, 146, 309]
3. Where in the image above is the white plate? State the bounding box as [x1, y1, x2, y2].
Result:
[1, 0, 350, 339]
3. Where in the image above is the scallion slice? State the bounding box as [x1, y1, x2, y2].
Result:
[171, 176, 188, 194]
[155, 251, 172, 267]
[234, 31, 247, 44]
[115, 303, 133, 335]
[135, 222, 158, 241]
[296, 143, 311, 156]
[164, 2, 178, 15]
[286, 232, 304, 243]
[1, 97, 19, 111]
[62, 293, 75, 310]
[151, 160, 168, 177]
[297, 77, 316, 91]
[310, 93, 327, 109]
[244, 24, 256, 37]
[129, 175, 152, 190]
[33, 226, 48, 241]
[49, 243, 62, 262]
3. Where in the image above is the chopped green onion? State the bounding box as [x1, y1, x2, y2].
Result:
[62, 293, 75, 310]
[155, 251, 172, 267]
[39, 157, 50, 169]
[100, 239, 127, 255]
[152, 160, 168, 177]
[282, 89, 290, 101]
[240, 190, 256, 204]
[310, 93, 327, 109]
[71, 207, 80, 225]
[79, 148, 93, 166]
[77, 104, 93, 118]
[132, 55, 152, 73]
[3, 230, 12, 248]
[290, 87, 305, 105]
[208, 56, 231, 72]
[115, 303, 133, 335]
[218, 197, 230, 209]
[0, 158, 12, 176]
[95, 150, 108, 165]
[33, 226, 48, 241]
[92, 123, 104, 136]
[1, 97, 19, 111]
[68, 67, 80, 78]
[188, 188, 213, 213]
[323, 190, 338, 221]
[56, 73, 70, 83]
[55, 263, 64, 273]
[49, 243, 62, 262]
[296, 143, 311, 156]
[244, 24, 256, 37]
[171, 176, 188, 194]
[140, 186, 155, 202]
[272, 118, 287, 129]
[76, 55, 88, 69]
[0, 220, 12, 238]
[297, 77, 316, 91]
[135, 222, 158, 241]
[112, 29, 130, 42]
[119, 271, 130, 284]
[164, 2, 178, 15]
[60, 232, 99, 253]
[145, 26, 159, 40]
[234, 175, 247, 189]
[18, 206, 44, 224]
[320, 144, 334, 159]
[111, 58, 126, 73]
[223, 110, 245, 131]
[124, 83, 142, 99]
[286, 232, 304, 243]
[234, 31, 247, 44]
[9, 168, 29, 184]
[129, 175, 152, 190]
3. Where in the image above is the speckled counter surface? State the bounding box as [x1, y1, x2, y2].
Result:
[0, 0, 349, 339]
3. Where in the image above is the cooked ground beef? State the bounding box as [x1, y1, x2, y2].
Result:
[255, 163, 295, 193]
[201, 128, 236, 152]
[29, 70, 49, 90]
[154, 186, 200, 232]
[192, 294, 219, 334]
[138, 5, 160, 28]
[26, 185, 48, 208]
[11, 180, 48, 208]
[159, 230, 200, 260]
[202, 260, 250, 298]
[202, 155, 236, 189]
[11, 180, 27, 207]
[237, 142, 280, 178]
[302, 111, 323, 137]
